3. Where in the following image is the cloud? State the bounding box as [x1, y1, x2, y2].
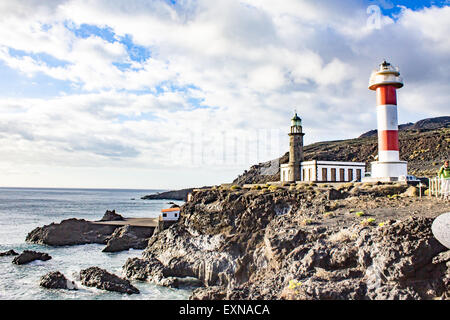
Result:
[0, 0, 448, 188]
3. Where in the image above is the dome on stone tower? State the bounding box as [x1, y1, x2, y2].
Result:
[291, 113, 302, 127]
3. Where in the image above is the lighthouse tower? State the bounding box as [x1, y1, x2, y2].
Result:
[368, 60, 407, 181]
[287, 112, 304, 182]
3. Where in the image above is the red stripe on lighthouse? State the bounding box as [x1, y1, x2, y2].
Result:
[379, 130, 399, 151]
[376, 86, 397, 105]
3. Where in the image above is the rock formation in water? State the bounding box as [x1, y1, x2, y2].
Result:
[40, 271, 77, 290]
[25, 210, 155, 252]
[100, 210, 124, 221]
[141, 186, 213, 201]
[141, 188, 194, 201]
[80, 266, 139, 294]
[26, 218, 117, 246]
[12, 250, 52, 265]
[0, 249, 19, 256]
[123, 183, 450, 300]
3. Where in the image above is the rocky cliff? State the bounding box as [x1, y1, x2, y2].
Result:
[123, 184, 450, 300]
[233, 116, 450, 184]
[141, 188, 194, 201]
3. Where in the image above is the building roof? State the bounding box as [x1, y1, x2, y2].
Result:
[291, 113, 301, 121]
[161, 207, 180, 213]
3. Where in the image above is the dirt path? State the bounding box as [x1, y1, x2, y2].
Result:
[315, 196, 449, 228]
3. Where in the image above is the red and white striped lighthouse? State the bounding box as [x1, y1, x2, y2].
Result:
[368, 60, 407, 180]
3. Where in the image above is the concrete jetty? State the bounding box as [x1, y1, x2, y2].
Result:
[92, 217, 159, 228]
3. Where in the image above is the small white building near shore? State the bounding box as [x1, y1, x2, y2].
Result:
[160, 207, 180, 221]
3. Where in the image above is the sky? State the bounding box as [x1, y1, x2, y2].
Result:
[0, 0, 449, 189]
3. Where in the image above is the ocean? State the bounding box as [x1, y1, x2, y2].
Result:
[0, 187, 191, 300]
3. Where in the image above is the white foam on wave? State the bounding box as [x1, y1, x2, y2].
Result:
[27, 260, 46, 266]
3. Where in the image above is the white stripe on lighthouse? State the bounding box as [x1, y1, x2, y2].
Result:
[377, 104, 400, 162]
[376, 104, 398, 131]
[379, 150, 400, 162]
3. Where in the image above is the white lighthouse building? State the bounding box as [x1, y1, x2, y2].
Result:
[367, 60, 407, 181]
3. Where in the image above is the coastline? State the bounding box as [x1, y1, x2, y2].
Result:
[1, 184, 449, 300]
[0, 188, 188, 300]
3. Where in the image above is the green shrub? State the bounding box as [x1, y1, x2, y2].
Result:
[361, 217, 376, 226]
[230, 185, 241, 190]
[355, 211, 365, 217]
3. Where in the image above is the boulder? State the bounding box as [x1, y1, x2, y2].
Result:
[123, 256, 166, 283]
[123, 256, 203, 288]
[0, 249, 19, 256]
[327, 188, 347, 200]
[80, 267, 139, 294]
[401, 186, 419, 197]
[102, 225, 153, 252]
[26, 218, 117, 246]
[100, 210, 124, 221]
[126, 224, 237, 287]
[432, 212, 450, 249]
[40, 271, 77, 290]
[12, 250, 51, 265]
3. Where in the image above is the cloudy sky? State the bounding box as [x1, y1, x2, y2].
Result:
[0, 0, 448, 189]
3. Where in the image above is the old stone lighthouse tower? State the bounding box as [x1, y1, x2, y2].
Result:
[286, 113, 304, 182]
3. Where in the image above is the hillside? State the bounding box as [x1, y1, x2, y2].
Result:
[233, 116, 450, 185]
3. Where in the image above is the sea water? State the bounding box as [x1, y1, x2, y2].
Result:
[0, 187, 191, 300]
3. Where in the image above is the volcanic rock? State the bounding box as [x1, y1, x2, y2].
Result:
[123, 255, 203, 288]
[100, 210, 124, 221]
[190, 286, 227, 300]
[40, 271, 77, 290]
[26, 218, 117, 246]
[141, 188, 194, 201]
[0, 249, 19, 256]
[102, 225, 153, 252]
[12, 250, 52, 265]
[123, 187, 450, 300]
[327, 188, 347, 200]
[80, 266, 139, 294]
[401, 186, 419, 197]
